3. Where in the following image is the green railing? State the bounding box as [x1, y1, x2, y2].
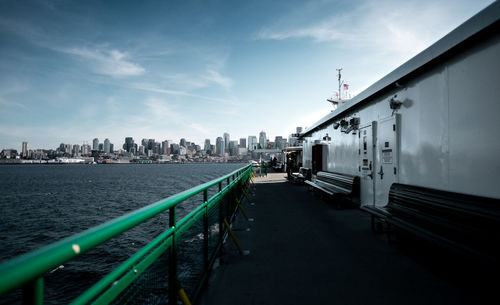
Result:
[0, 164, 253, 304]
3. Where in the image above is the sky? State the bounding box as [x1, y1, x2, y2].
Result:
[0, 0, 495, 151]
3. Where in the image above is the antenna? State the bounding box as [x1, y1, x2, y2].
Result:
[336, 68, 343, 101]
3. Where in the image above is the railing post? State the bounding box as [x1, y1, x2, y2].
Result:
[22, 277, 43, 305]
[168, 207, 177, 305]
[203, 190, 209, 275]
[218, 182, 224, 244]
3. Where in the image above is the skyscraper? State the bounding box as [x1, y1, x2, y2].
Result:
[92, 138, 99, 150]
[239, 138, 246, 149]
[104, 138, 111, 153]
[162, 140, 170, 155]
[216, 137, 225, 155]
[72, 144, 80, 157]
[21, 141, 29, 158]
[259, 131, 266, 149]
[204, 139, 211, 151]
[180, 138, 187, 147]
[248, 136, 257, 151]
[223, 133, 230, 151]
[123, 137, 135, 152]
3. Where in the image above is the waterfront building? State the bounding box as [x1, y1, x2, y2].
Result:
[259, 131, 267, 149]
[123, 137, 135, 152]
[72, 144, 80, 157]
[161, 140, 170, 155]
[179, 146, 187, 156]
[216, 137, 225, 156]
[229, 141, 238, 156]
[223, 133, 230, 151]
[248, 136, 257, 151]
[64, 144, 72, 154]
[147, 139, 155, 153]
[92, 138, 99, 150]
[204, 139, 211, 151]
[170, 143, 180, 155]
[104, 139, 111, 153]
[274, 136, 287, 150]
[153, 142, 161, 155]
[81, 144, 90, 156]
[21, 142, 29, 158]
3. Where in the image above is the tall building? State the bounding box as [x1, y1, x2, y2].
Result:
[104, 138, 111, 153]
[239, 138, 246, 149]
[92, 138, 99, 150]
[216, 137, 225, 156]
[81, 143, 91, 156]
[275, 136, 286, 150]
[229, 141, 238, 156]
[123, 137, 135, 152]
[223, 133, 230, 151]
[64, 144, 72, 153]
[204, 139, 211, 151]
[259, 131, 267, 149]
[72, 144, 80, 157]
[248, 136, 257, 151]
[180, 138, 187, 147]
[21, 141, 29, 158]
[162, 140, 170, 155]
[98, 143, 104, 151]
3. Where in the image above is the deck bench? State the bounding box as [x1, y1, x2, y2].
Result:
[290, 167, 311, 184]
[305, 171, 360, 199]
[385, 183, 500, 262]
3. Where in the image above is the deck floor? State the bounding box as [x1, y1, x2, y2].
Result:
[199, 173, 493, 305]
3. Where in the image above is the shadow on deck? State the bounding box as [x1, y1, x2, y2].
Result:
[199, 174, 494, 305]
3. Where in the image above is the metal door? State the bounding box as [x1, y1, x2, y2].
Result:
[375, 115, 400, 207]
[359, 122, 376, 206]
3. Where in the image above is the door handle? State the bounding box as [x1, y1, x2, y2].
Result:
[378, 166, 384, 179]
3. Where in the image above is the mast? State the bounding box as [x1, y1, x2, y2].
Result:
[336, 68, 343, 100]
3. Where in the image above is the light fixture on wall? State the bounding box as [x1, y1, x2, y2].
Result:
[322, 133, 331, 143]
[389, 95, 402, 110]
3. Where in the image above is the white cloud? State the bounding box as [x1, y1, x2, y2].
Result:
[0, 97, 28, 110]
[257, 1, 493, 62]
[62, 47, 145, 77]
[203, 69, 233, 88]
[132, 83, 238, 105]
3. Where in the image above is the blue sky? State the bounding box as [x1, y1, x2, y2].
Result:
[0, 0, 495, 150]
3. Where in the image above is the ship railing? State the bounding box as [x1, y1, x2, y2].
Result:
[0, 164, 253, 305]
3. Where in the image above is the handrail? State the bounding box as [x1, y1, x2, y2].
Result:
[0, 164, 252, 304]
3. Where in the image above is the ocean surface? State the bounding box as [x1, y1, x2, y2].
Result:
[0, 163, 246, 304]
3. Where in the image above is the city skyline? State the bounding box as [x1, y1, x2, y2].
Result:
[0, 129, 292, 152]
[0, 0, 494, 150]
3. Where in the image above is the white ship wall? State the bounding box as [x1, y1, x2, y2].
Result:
[303, 30, 500, 205]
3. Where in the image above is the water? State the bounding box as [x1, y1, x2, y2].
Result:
[0, 163, 245, 304]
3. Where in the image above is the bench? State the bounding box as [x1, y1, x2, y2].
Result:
[385, 183, 500, 262]
[305, 171, 360, 198]
[290, 167, 311, 184]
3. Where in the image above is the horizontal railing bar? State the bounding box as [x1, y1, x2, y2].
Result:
[92, 236, 173, 305]
[175, 179, 234, 231]
[0, 164, 251, 296]
[70, 228, 175, 305]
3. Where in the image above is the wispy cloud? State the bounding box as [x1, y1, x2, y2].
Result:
[257, 1, 484, 60]
[0, 98, 29, 110]
[61, 47, 145, 77]
[132, 83, 238, 105]
[203, 69, 233, 88]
